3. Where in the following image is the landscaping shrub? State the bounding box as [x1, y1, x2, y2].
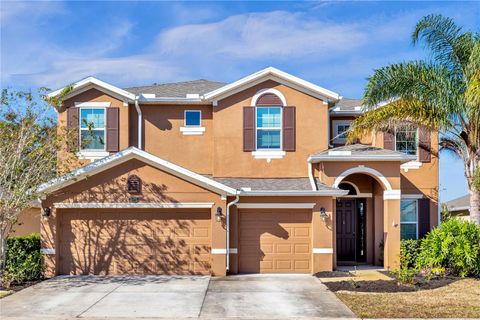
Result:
[400, 239, 421, 269]
[416, 219, 480, 277]
[4, 233, 43, 284]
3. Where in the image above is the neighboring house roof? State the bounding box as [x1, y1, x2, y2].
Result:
[203, 67, 340, 102]
[308, 144, 415, 163]
[444, 195, 470, 212]
[331, 98, 363, 115]
[38, 147, 237, 196]
[211, 177, 347, 196]
[124, 80, 226, 98]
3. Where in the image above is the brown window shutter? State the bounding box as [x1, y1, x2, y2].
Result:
[418, 128, 431, 163]
[66, 107, 79, 152]
[243, 107, 255, 151]
[106, 107, 119, 152]
[383, 131, 395, 150]
[256, 93, 283, 106]
[418, 198, 431, 238]
[283, 106, 296, 151]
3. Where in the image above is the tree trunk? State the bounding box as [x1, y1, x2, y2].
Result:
[470, 189, 480, 225]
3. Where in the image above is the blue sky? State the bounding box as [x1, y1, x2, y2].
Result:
[1, 1, 479, 201]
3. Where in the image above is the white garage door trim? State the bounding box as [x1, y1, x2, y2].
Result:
[54, 202, 215, 209]
[236, 203, 315, 209]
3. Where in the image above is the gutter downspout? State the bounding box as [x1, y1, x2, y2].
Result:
[134, 96, 143, 149]
[308, 161, 317, 191]
[226, 192, 240, 273]
[327, 107, 334, 148]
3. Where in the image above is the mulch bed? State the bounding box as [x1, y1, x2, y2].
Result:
[323, 276, 459, 293]
[1, 279, 42, 293]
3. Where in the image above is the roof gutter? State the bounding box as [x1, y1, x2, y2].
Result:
[134, 96, 143, 149]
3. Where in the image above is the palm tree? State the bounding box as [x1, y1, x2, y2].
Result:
[348, 15, 480, 224]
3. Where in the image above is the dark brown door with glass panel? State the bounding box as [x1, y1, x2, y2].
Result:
[336, 199, 356, 262]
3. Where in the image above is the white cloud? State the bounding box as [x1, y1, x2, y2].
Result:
[2, 3, 479, 96]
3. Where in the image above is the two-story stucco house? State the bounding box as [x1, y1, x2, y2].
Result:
[39, 67, 439, 276]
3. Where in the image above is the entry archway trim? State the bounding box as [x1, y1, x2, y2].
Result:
[333, 166, 393, 191]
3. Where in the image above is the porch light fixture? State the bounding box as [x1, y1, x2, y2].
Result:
[319, 207, 328, 221]
[42, 207, 51, 217]
[215, 207, 223, 222]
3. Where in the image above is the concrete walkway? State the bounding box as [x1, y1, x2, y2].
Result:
[0, 274, 355, 319]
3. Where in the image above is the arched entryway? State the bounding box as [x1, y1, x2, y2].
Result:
[333, 167, 397, 267]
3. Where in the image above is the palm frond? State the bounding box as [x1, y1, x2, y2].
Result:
[412, 14, 474, 76]
[347, 99, 444, 143]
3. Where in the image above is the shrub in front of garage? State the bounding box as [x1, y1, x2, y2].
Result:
[2, 233, 43, 288]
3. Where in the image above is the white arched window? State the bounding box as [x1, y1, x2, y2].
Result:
[252, 89, 285, 150]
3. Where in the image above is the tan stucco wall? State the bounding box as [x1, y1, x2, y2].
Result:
[41, 159, 227, 277]
[214, 80, 328, 177]
[129, 104, 214, 175]
[10, 207, 40, 236]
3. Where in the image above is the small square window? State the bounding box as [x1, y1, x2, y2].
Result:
[185, 110, 201, 127]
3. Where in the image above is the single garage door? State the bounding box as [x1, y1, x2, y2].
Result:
[58, 209, 211, 275]
[239, 209, 312, 273]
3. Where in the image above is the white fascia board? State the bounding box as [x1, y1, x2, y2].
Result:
[308, 154, 414, 163]
[54, 202, 215, 209]
[38, 147, 237, 196]
[139, 97, 210, 105]
[240, 190, 348, 197]
[203, 67, 340, 102]
[236, 203, 316, 209]
[47, 77, 135, 101]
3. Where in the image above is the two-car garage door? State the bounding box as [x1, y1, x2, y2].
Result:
[58, 208, 312, 275]
[238, 209, 312, 273]
[58, 209, 211, 275]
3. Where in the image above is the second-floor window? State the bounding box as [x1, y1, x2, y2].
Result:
[256, 106, 281, 150]
[332, 120, 352, 144]
[185, 110, 201, 127]
[80, 108, 106, 151]
[395, 126, 418, 156]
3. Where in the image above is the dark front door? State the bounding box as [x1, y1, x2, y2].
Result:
[336, 199, 356, 262]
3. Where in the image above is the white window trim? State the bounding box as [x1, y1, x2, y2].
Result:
[332, 120, 352, 144]
[400, 160, 423, 172]
[77, 150, 110, 162]
[79, 106, 107, 153]
[251, 150, 286, 159]
[251, 88, 288, 106]
[255, 106, 283, 151]
[400, 199, 419, 240]
[395, 126, 419, 160]
[75, 102, 111, 108]
[181, 110, 205, 135]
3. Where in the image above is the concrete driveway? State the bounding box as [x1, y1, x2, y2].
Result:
[0, 274, 355, 319]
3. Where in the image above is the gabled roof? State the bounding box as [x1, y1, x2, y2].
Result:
[125, 80, 226, 98]
[47, 67, 341, 104]
[308, 144, 415, 163]
[38, 147, 237, 196]
[203, 67, 341, 102]
[47, 77, 136, 101]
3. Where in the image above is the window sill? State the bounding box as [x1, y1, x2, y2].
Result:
[78, 151, 109, 162]
[180, 127, 205, 135]
[401, 160, 422, 172]
[251, 150, 286, 160]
